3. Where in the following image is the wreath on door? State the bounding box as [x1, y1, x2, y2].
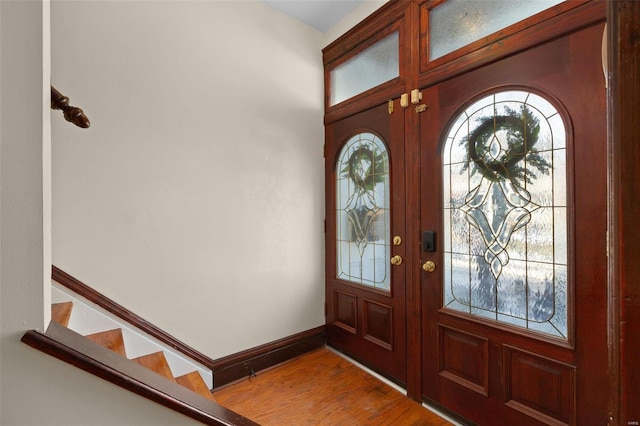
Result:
[341, 144, 387, 192]
[462, 105, 551, 183]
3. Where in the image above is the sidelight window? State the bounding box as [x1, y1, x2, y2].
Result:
[442, 90, 569, 339]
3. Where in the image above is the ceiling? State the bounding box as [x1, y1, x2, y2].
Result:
[262, 0, 365, 32]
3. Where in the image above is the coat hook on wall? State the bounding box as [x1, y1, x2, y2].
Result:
[51, 86, 90, 128]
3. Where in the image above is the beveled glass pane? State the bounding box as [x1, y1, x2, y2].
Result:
[330, 32, 399, 106]
[549, 115, 566, 149]
[526, 208, 554, 263]
[472, 256, 499, 311]
[336, 133, 390, 290]
[429, 0, 565, 60]
[441, 90, 568, 339]
[553, 149, 567, 206]
[526, 261, 555, 323]
[443, 252, 454, 305]
[451, 253, 471, 306]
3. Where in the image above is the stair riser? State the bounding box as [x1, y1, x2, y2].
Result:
[52, 282, 212, 388]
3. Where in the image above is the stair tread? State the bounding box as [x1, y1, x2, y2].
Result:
[85, 329, 127, 357]
[51, 301, 73, 327]
[132, 351, 176, 382]
[176, 371, 215, 401]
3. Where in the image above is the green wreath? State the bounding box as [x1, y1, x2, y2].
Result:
[341, 145, 386, 192]
[462, 105, 550, 183]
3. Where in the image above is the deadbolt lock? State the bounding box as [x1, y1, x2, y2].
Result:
[390, 255, 403, 266]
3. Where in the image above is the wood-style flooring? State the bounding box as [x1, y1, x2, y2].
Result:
[212, 348, 453, 425]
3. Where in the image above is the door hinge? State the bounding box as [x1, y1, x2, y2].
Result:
[323, 144, 326, 158]
[400, 93, 409, 108]
[411, 88, 423, 105]
[388, 99, 394, 115]
[415, 104, 428, 113]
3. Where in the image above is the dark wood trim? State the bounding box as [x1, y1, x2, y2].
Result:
[323, 0, 404, 65]
[21, 322, 257, 426]
[404, 0, 422, 402]
[211, 326, 326, 388]
[52, 265, 216, 371]
[607, 1, 640, 424]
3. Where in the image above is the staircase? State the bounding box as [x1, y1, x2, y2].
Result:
[51, 300, 215, 402]
[20, 267, 258, 425]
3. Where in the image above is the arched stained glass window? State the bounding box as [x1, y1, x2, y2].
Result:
[336, 133, 390, 291]
[442, 90, 568, 339]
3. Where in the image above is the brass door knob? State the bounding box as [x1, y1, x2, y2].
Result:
[422, 260, 436, 272]
[390, 255, 403, 266]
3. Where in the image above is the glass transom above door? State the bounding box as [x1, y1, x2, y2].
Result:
[336, 133, 390, 291]
[442, 90, 569, 339]
[429, 0, 565, 60]
[329, 31, 399, 106]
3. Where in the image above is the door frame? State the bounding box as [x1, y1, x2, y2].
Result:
[607, 1, 640, 424]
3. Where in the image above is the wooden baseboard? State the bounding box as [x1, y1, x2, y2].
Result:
[52, 265, 326, 391]
[211, 326, 326, 388]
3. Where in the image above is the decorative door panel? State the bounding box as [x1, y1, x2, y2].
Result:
[441, 90, 570, 340]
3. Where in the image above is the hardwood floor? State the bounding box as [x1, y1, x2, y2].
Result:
[212, 347, 453, 425]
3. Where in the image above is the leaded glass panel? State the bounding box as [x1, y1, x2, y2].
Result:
[429, 0, 565, 60]
[330, 32, 399, 106]
[336, 133, 390, 291]
[442, 90, 568, 339]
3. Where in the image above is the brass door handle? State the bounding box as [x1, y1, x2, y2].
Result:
[422, 260, 436, 272]
[390, 255, 403, 266]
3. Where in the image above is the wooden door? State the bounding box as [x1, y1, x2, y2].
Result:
[325, 101, 407, 384]
[419, 20, 609, 425]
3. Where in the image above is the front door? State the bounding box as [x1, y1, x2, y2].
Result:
[325, 102, 407, 384]
[420, 21, 609, 425]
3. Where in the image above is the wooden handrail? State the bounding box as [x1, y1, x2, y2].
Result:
[22, 322, 258, 426]
[51, 86, 90, 128]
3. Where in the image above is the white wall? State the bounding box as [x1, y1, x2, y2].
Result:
[0, 1, 199, 424]
[0, 1, 389, 423]
[51, 0, 326, 359]
[324, 0, 387, 46]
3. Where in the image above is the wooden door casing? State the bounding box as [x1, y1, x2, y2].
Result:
[420, 20, 609, 426]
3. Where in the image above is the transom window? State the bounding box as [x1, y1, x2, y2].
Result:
[329, 31, 399, 106]
[428, 0, 565, 60]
